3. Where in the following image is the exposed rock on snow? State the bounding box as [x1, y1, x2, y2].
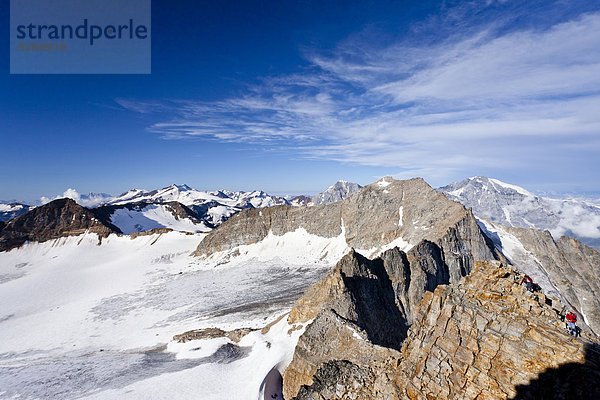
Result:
[173, 327, 258, 343]
[95, 201, 211, 234]
[290, 195, 313, 207]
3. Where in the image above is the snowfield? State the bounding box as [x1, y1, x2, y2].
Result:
[109, 204, 211, 234]
[0, 231, 331, 399]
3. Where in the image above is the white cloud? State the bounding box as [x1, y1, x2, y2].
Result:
[40, 189, 110, 208]
[119, 11, 600, 186]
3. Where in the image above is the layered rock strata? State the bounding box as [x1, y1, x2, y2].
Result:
[287, 261, 600, 399]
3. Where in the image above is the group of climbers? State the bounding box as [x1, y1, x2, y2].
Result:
[519, 273, 580, 337]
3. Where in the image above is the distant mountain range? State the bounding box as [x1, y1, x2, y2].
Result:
[0, 181, 363, 237]
[3, 177, 599, 252]
[0, 203, 35, 221]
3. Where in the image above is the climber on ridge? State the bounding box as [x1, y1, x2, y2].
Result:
[520, 274, 534, 292]
[566, 312, 580, 337]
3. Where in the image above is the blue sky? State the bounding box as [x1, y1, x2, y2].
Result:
[1, 0, 600, 203]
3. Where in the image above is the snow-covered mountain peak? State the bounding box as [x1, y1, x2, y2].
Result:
[445, 176, 533, 199]
[40, 189, 113, 208]
[312, 180, 362, 205]
[0, 202, 35, 221]
[164, 183, 192, 192]
[439, 176, 600, 251]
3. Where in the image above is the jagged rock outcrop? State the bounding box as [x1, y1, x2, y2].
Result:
[288, 261, 600, 400]
[194, 178, 497, 271]
[394, 261, 600, 399]
[284, 239, 498, 399]
[0, 198, 118, 251]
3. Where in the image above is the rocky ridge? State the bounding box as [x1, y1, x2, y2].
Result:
[194, 177, 496, 267]
[287, 261, 600, 399]
[480, 221, 600, 336]
[282, 236, 499, 399]
[0, 198, 118, 252]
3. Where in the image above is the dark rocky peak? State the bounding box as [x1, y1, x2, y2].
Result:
[0, 198, 118, 252]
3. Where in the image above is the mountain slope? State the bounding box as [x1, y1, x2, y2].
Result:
[479, 218, 600, 336]
[283, 240, 497, 398]
[93, 201, 211, 234]
[194, 177, 497, 274]
[438, 176, 600, 250]
[0, 198, 118, 251]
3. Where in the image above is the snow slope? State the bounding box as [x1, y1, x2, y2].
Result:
[439, 176, 600, 250]
[108, 204, 211, 234]
[0, 230, 334, 399]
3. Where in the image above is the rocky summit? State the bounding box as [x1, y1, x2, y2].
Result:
[0, 198, 118, 251]
[194, 177, 497, 267]
[286, 261, 600, 399]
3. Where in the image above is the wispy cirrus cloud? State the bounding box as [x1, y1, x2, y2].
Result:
[118, 7, 600, 186]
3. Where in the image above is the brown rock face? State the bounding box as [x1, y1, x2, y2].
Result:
[394, 261, 600, 400]
[284, 235, 498, 399]
[279, 178, 502, 399]
[0, 198, 118, 251]
[193, 177, 493, 260]
[287, 261, 600, 400]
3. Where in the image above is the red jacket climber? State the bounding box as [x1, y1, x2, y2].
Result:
[566, 312, 580, 337]
[520, 275, 534, 292]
